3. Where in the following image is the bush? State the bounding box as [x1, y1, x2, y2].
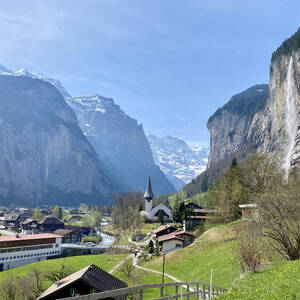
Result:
[236, 221, 264, 272]
[82, 235, 102, 244]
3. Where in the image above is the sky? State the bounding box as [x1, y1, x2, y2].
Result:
[0, 1, 300, 147]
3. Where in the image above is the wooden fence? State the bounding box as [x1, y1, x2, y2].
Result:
[61, 281, 228, 300]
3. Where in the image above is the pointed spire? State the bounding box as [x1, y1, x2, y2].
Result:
[144, 176, 154, 200]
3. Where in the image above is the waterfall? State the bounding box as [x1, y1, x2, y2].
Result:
[283, 57, 298, 179]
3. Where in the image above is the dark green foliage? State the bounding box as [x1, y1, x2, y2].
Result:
[172, 202, 193, 225]
[148, 240, 154, 254]
[208, 85, 269, 123]
[158, 210, 165, 224]
[272, 28, 300, 62]
[82, 235, 102, 244]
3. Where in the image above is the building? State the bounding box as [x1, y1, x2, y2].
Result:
[37, 264, 127, 300]
[239, 203, 258, 220]
[21, 218, 38, 234]
[143, 177, 172, 221]
[0, 233, 62, 271]
[157, 230, 195, 253]
[183, 202, 218, 231]
[38, 216, 65, 232]
[153, 225, 177, 238]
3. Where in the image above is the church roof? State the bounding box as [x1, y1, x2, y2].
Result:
[144, 176, 154, 199]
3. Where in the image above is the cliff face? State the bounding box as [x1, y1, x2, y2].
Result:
[0, 76, 113, 206]
[207, 84, 269, 168]
[207, 49, 300, 178]
[68, 95, 176, 195]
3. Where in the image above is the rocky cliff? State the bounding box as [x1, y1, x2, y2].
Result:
[68, 95, 176, 195]
[207, 28, 300, 179]
[0, 76, 113, 206]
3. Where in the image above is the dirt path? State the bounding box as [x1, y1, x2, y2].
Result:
[109, 254, 132, 274]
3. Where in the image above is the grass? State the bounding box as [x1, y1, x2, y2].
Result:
[0, 254, 127, 290]
[140, 221, 241, 289]
[168, 192, 208, 208]
[114, 265, 175, 300]
[219, 260, 300, 299]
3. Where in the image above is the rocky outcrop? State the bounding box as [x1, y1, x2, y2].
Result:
[67, 95, 175, 195]
[0, 76, 113, 206]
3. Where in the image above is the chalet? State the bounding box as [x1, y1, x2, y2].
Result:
[153, 225, 177, 238]
[38, 216, 64, 232]
[40, 209, 53, 217]
[54, 228, 86, 244]
[183, 203, 218, 231]
[21, 218, 38, 234]
[157, 230, 195, 253]
[37, 264, 127, 300]
[0, 233, 61, 271]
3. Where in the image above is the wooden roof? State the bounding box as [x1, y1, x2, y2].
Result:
[153, 224, 177, 234]
[37, 264, 127, 300]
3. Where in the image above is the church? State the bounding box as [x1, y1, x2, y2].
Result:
[142, 177, 172, 221]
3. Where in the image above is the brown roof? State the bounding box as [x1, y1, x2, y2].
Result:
[158, 232, 184, 243]
[0, 233, 61, 242]
[53, 229, 74, 237]
[39, 215, 64, 225]
[174, 230, 195, 238]
[37, 264, 127, 300]
[21, 218, 37, 225]
[153, 224, 177, 234]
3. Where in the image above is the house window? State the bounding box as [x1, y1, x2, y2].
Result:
[90, 288, 97, 294]
[175, 244, 182, 248]
[70, 288, 77, 296]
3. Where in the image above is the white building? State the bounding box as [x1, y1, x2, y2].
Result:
[143, 177, 172, 221]
[158, 233, 183, 253]
[0, 233, 62, 271]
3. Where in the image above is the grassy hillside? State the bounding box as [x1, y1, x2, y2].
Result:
[140, 221, 241, 288]
[220, 260, 300, 299]
[0, 254, 127, 290]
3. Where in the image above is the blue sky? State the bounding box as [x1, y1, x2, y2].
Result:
[0, 0, 300, 146]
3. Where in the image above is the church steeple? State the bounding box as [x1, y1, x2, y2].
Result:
[144, 176, 154, 201]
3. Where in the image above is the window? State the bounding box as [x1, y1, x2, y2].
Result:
[70, 288, 77, 296]
[175, 244, 182, 248]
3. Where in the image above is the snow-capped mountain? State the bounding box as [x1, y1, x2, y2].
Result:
[0, 66, 71, 99]
[147, 135, 209, 190]
[68, 95, 176, 195]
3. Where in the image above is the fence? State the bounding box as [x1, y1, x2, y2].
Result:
[61, 281, 228, 300]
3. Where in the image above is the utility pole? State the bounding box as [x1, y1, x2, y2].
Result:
[161, 253, 166, 297]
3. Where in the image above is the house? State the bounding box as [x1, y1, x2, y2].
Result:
[21, 218, 38, 234]
[54, 229, 85, 244]
[0, 233, 61, 271]
[239, 203, 258, 220]
[183, 203, 218, 231]
[158, 233, 184, 253]
[40, 209, 53, 217]
[37, 264, 127, 300]
[38, 216, 65, 232]
[153, 225, 177, 238]
[142, 177, 172, 221]
[157, 230, 195, 253]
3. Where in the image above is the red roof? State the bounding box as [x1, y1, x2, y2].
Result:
[0, 233, 61, 242]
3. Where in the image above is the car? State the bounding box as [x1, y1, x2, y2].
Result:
[85, 242, 96, 247]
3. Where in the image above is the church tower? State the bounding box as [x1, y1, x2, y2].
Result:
[144, 176, 154, 217]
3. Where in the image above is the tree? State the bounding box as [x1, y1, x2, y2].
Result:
[148, 239, 154, 254]
[172, 202, 192, 226]
[52, 205, 60, 219]
[33, 207, 42, 221]
[91, 210, 103, 227]
[120, 259, 141, 286]
[158, 210, 165, 224]
[44, 263, 75, 284]
[0, 275, 18, 300]
[258, 174, 300, 260]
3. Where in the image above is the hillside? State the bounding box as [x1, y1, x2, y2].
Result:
[140, 222, 240, 288]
